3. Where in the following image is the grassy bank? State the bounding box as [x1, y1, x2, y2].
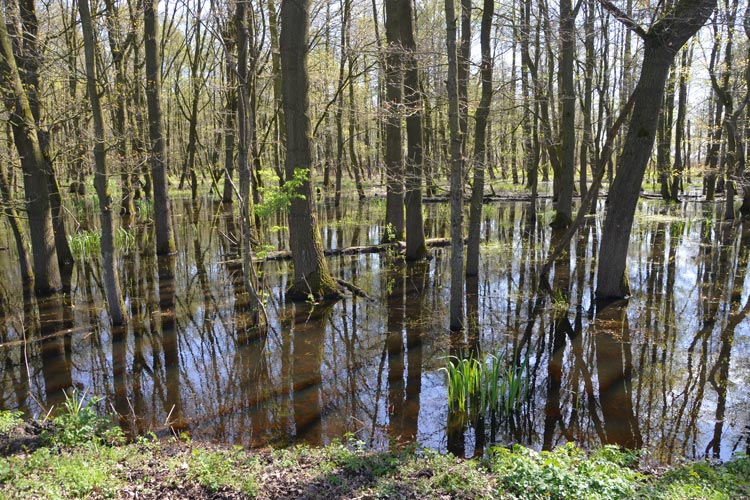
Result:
[0, 408, 748, 499]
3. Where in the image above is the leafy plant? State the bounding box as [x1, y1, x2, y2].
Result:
[67, 230, 100, 260]
[187, 448, 258, 496]
[47, 389, 123, 447]
[0, 410, 23, 434]
[489, 443, 642, 500]
[256, 168, 308, 218]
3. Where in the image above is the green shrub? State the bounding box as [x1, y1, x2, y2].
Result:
[47, 389, 123, 447]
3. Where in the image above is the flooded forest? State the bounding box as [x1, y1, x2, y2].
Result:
[0, 0, 748, 466]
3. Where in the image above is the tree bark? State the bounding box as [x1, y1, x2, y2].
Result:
[466, 0, 493, 277]
[0, 7, 61, 296]
[281, 0, 341, 301]
[383, 0, 404, 242]
[400, 0, 428, 261]
[144, 0, 176, 255]
[445, 0, 464, 331]
[79, 0, 127, 326]
[551, 0, 576, 229]
[596, 0, 717, 300]
[103, 0, 135, 216]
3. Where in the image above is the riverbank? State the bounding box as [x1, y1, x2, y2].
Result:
[1, 409, 748, 499]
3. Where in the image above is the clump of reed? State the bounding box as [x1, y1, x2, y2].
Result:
[441, 353, 528, 422]
[67, 227, 136, 260]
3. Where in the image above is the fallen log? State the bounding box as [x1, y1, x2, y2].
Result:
[217, 238, 453, 265]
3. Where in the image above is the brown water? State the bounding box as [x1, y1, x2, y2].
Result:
[0, 196, 748, 464]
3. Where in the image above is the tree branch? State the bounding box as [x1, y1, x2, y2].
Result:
[598, 0, 648, 39]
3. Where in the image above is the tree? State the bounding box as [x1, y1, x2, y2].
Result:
[0, 6, 61, 296]
[144, 0, 176, 255]
[78, 0, 127, 325]
[445, 0, 464, 331]
[280, 0, 341, 301]
[383, 0, 404, 242]
[466, 0, 494, 277]
[400, 0, 428, 261]
[596, 0, 717, 300]
[103, 0, 136, 216]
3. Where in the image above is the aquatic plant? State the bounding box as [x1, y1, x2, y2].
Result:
[67, 230, 100, 260]
[68, 227, 136, 260]
[442, 353, 529, 421]
[46, 389, 123, 447]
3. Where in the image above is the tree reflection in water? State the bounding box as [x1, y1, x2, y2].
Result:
[0, 199, 747, 463]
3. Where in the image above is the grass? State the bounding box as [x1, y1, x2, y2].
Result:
[442, 353, 529, 423]
[67, 227, 136, 260]
[1, 408, 749, 499]
[0, 411, 22, 434]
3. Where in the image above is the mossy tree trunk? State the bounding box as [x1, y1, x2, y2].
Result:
[280, 0, 341, 301]
[0, 7, 61, 296]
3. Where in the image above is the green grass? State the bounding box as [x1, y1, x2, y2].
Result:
[441, 353, 529, 423]
[66, 227, 136, 260]
[185, 447, 259, 496]
[67, 230, 100, 261]
[1, 408, 748, 499]
[0, 410, 22, 434]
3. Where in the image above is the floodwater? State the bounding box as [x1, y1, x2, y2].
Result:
[0, 196, 748, 464]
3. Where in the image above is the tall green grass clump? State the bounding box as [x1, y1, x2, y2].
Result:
[441, 353, 529, 422]
[67, 230, 100, 260]
[46, 389, 123, 447]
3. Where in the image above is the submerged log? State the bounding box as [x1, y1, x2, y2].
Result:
[218, 238, 453, 265]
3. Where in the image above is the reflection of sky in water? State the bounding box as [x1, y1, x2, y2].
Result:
[0, 197, 748, 464]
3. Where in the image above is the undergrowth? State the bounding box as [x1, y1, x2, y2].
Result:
[0, 407, 748, 499]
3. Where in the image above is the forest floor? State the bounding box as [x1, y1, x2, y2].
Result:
[1, 410, 749, 499]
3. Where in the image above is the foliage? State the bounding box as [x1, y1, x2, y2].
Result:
[1, 419, 749, 500]
[639, 454, 750, 499]
[489, 443, 642, 499]
[441, 353, 529, 422]
[186, 447, 259, 496]
[256, 168, 308, 218]
[67, 228, 136, 260]
[67, 230, 100, 260]
[0, 410, 23, 434]
[0, 445, 127, 498]
[46, 389, 123, 447]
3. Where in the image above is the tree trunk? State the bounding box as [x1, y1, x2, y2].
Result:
[0, 159, 33, 282]
[551, 0, 575, 229]
[400, 0, 428, 261]
[657, 65, 676, 200]
[596, 0, 717, 300]
[466, 0, 493, 277]
[0, 8, 61, 296]
[79, 0, 127, 325]
[445, 0, 464, 331]
[383, 0, 404, 242]
[236, 0, 266, 326]
[14, 0, 73, 275]
[144, 0, 176, 255]
[671, 45, 693, 200]
[104, 0, 135, 216]
[221, 19, 237, 204]
[281, 0, 341, 301]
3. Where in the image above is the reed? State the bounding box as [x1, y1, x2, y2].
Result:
[442, 352, 529, 421]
